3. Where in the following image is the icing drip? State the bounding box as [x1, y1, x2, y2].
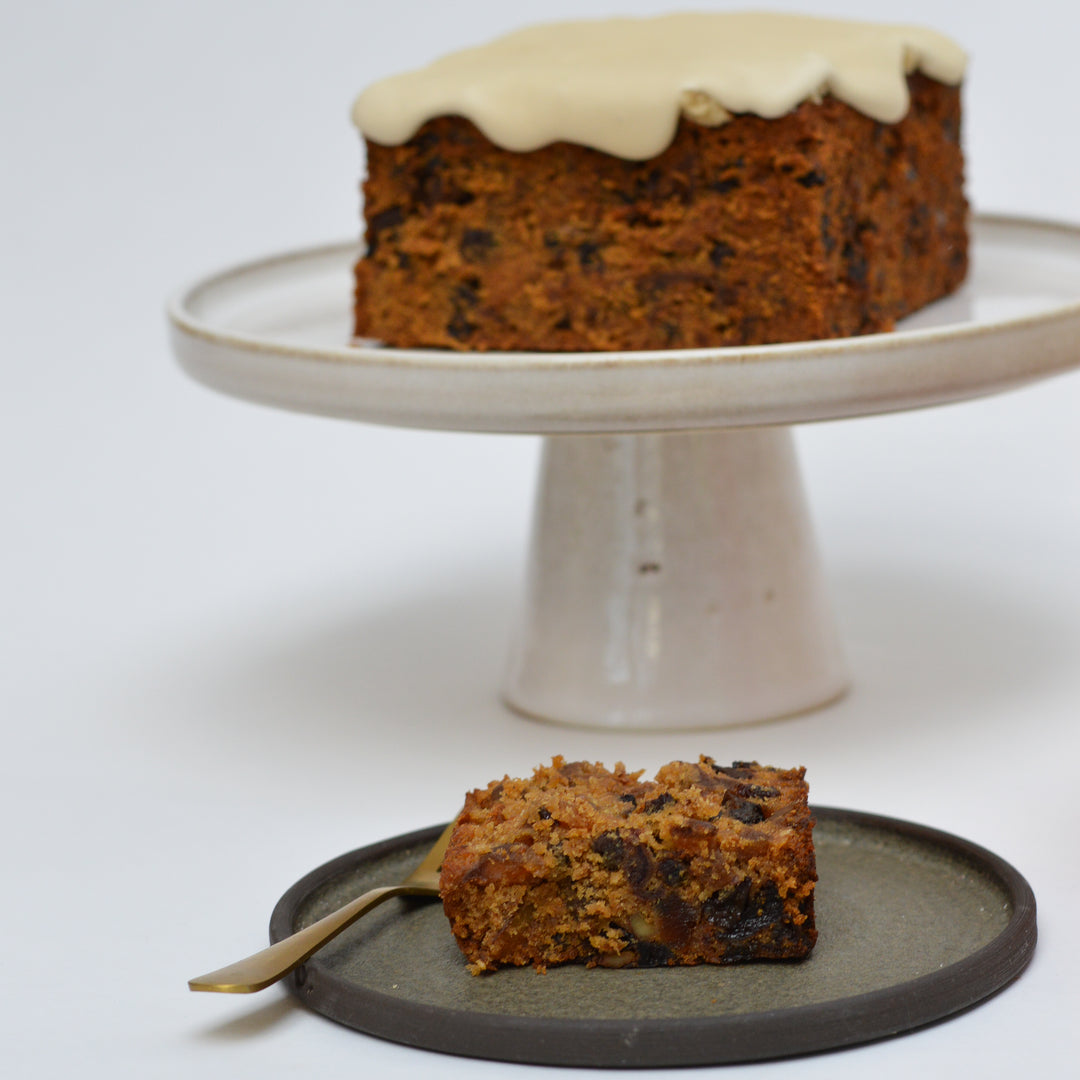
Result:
[352, 12, 966, 160]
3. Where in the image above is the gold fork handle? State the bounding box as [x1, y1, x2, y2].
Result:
[188, 884, 432, 993]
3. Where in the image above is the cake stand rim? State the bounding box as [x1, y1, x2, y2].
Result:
[166, 211, 1080, 434]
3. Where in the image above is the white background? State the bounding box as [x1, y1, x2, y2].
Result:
[3, 0, 1079, 1076]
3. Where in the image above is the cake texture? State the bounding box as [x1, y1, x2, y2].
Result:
[351, 14, 968, 352]
[439, 756, 817, 974]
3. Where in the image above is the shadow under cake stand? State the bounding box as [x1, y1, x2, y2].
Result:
[169, 214, 1080, 729]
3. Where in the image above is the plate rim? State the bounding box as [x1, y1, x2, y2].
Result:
[269, 806, 1037, 1067]
[166, 212, 1080, 434]
[169, 212, 1080, 371]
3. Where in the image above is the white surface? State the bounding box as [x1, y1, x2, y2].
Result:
[169, 217, 1080, 433]
[2, 1, 1078, 1077]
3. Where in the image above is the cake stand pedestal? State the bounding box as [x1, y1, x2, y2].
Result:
[504, 428, 845, 727]
[169, 215, 1080, 729]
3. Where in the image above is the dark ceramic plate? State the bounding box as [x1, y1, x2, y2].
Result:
[270, 808, 1036, 1067]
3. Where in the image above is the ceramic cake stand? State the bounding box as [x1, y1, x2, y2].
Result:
[169, 215, 1080, 729]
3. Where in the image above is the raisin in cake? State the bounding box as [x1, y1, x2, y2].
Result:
[351, 13, 968, 351]
[439, 756, 817, 974]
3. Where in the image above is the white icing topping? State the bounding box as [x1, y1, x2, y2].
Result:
[352, 13, 966, 160]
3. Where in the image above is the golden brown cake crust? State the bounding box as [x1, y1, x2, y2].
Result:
[439, 757, 817, 974]
[354, 74, 966, 352]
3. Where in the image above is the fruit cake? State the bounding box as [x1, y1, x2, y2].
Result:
[439, 756, 817, 974]
[351, 13, 968, 352]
